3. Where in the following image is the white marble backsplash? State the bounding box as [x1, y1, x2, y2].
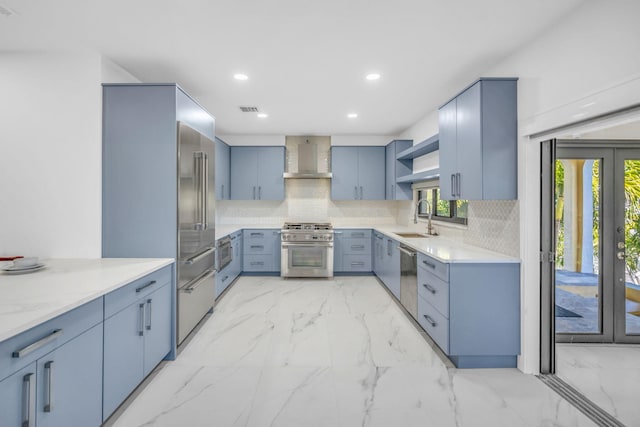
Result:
[217, 179, 399, 226]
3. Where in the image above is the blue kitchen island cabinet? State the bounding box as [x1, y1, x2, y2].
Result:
[331, 147, 385, 200]
[216, 230, 243, 298]
[215, 137, 231, 200]
[417, 253, 520, 368]
[438, 78, 518, 201]
[0, 299, 104, 427]
[103, 266, 173, 421]
[230, 146, 285, 200]
[243, 229, 281, 273]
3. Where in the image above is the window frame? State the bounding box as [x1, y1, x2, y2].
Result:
[416, 186, 468, 225]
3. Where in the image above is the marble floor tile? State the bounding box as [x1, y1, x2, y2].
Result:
[557, 344, 640, 425]
[112, 276, 597, 427]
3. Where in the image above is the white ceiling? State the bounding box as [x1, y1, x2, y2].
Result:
[0, 0, 585, 136]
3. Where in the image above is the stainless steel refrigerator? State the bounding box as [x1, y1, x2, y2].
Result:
[102, 83, 216, 348]
[176, 122, 216, 344]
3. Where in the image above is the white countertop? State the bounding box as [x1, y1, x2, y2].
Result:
[0, 258, 174, 342]
[373, 226, 520, 264]
[216, 224, 519, 263]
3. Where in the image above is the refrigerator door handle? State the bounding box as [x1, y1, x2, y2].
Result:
[193, 152, 205, 230]
[203, 152, 209, 230]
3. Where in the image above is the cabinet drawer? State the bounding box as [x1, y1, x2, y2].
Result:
[418, 295, 449, 354]
[243, 229, 276, 244]
[418, 269, 450, 318]
[342, 254, 372, 272]
[245, 242, 271, 255]
[104, 265, 172, 319]
[243, 254, 275, 272]
[418, 253, 449, 282]
[0, 297, 103, 382]
[340, 229, 371, 239]
[342, 238, 372, 255]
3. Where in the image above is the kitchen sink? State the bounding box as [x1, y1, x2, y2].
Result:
[394, 232, 430, 238]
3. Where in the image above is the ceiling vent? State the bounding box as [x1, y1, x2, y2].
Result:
[239, 106, 259, 113]
[0, 4, 17, 17]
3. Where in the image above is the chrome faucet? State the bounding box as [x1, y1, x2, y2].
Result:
[414, 197, 436, 235]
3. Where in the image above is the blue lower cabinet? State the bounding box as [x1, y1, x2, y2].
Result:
[334, 229, 372, 273]
[0, 309, 104, 427]
[381, 237, 400, 299]
[242, 229, 280, 273]
[416, 254, 520, 368]
[36, 325, 103, 427]
[103, 277, 173, 420]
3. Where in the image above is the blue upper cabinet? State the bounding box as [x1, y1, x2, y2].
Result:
[385, 140, 413, 200]
[215, 138, 230, 200]
[438, 78, 518, 200]
[331, 146, 385, 200]
[230, 146, 285, 200]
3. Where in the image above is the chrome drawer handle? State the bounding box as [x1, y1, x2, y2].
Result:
[43, 361, 54, 412]
[351, 245, 365, 250]
[182, 247, 215, 265]
[23, 373, 35, 427]
[250, 232, 264, 237]
[250, 262, 264, 266]
[423, 284, 436, 294]
[135, 280, 156, 293]
[250, 245, 264, 250]
[12, 329, 63, 358]
[146, 299, 152, 331]
[138, 303, 145, 336]
[183, 269, 216, 293]
[422, 260, 436, 269]
[351, 262, 365, 266]
[423, 314, 437, 327]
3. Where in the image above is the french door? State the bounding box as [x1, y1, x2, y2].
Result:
[554, 143, 640, 344]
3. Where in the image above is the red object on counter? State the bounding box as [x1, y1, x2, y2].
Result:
[0, 256, 24, 261]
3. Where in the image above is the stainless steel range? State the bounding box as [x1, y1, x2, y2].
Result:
[281, 222, 334, 278]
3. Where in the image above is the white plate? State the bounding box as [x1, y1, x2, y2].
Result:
[1, 263, 46, 274]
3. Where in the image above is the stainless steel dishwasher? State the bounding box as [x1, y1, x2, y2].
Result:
[399, 245, 418, 319]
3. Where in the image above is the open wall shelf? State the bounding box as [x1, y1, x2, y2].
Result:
[396, 168, 440, 184]
[396, 134, 439, 160]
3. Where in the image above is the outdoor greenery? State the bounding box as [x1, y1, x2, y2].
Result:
[555, 159, 640, 283]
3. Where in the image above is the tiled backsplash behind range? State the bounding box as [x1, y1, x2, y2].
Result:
[216, 179, 399, 226]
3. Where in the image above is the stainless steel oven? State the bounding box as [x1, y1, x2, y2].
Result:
[281, 223, 333, 278]
[217, 236, 232, 272]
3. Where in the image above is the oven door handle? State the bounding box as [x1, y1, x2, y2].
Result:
[281, 242, 333, 248]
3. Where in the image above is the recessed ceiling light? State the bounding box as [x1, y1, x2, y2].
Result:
[234, 73, 249, 81]
[365, 73, 381, 81]
[347, 113, 358, 119]
[257, 113, 268, 118]
[580, 101, 596, 108]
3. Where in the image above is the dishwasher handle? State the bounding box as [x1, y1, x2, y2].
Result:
[398, 246, 417, 257]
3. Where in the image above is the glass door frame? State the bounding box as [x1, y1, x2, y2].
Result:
[554, 143, 615, 344]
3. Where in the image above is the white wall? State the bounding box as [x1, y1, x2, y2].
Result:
[0, 52, 139, 258]
[397, 0, 640, 373]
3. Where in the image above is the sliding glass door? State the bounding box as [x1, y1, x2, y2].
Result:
[554, 144, 640, 344]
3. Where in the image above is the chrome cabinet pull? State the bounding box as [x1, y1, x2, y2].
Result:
[250, 245, 264, 250]
[451, 174, 456, 197]
[352, 232, 365, 237]
[12, 329, 63, 358]
[423, 283, 437, 294]
[422, 260, 436, 269]
[423, 314, 437, 327]
[138, 303, 145, 336]
[375, 235, 383, 240]
[22, 373, 35, 427]
[250, 261, 264, 266]
[253, 186, 256, 200]
[221, 184, 224, 200]
[222, 275, 229, 282]
[351, 245, 365, 250]
[354, 186, 358, 199]
[360, 186, 363, 199]
[146, 299, 152, 331]
[182, 247, 215, 265]
[44, 361, 54, 412]
[183, 269, 216, 293]
[258, 186, 262, 199]
[250, 232, 264, 237]
[351, 262, 365, 266]
[391, 184, 394, 199]
[135, 280, 157, 293]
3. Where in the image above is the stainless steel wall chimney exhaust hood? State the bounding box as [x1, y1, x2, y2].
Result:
[284, 136, 332, 179]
